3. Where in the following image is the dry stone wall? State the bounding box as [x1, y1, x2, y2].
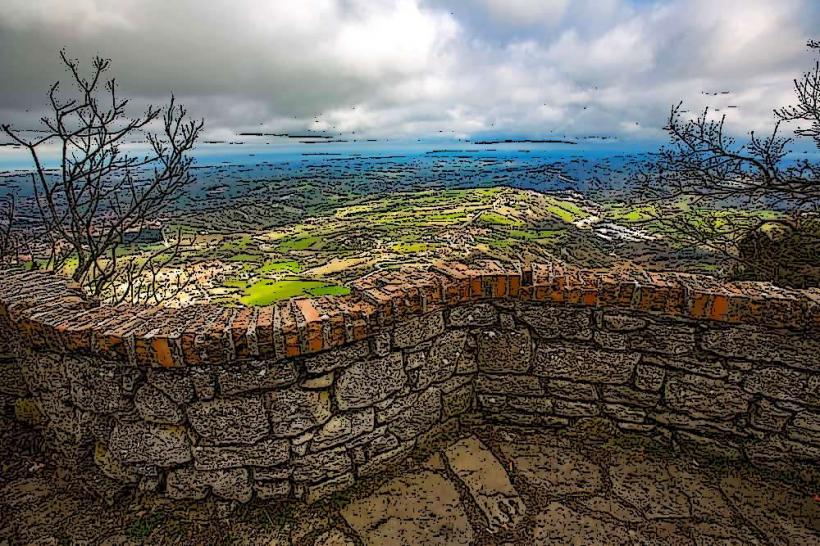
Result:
[1, 262, 819, 503]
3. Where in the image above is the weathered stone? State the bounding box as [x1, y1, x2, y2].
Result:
[217, 360, 297, 396]
[554, 400, 600, 417]
[749, 399, 792, 432]
[388, 387, 441, 441]
[476, 329, 532, 373]
[629, 324, 696, 355]
[419, 330, 466, 388]
[600, 313, 647, 332]
[372, 331, 391, 357]
[642, 353, 726, 379]
[533, 502, 635, 545]
[507, 396, 553, 414]
[703, 326, 820, 371]
[533, 344, 638, 383]
[634, 363, 665, 391]
[603, 403, 646, 423]
[292, 447, 352, 483]
[303, 472, 355, 504]
[20, 352, 67, 392]
[166, 467, 252, 503]
[65, 357, 131, 414]
[189, 367, 216, 400]
[254, 480, 291, 500]
[593, 331, 628, 350]
[193, 438, 290, 470]
[675, 431, 743, 460]
[742, 366, 819, 406]
[335, 353, 406, 410]
[499, 312, 516, 330]
[499, 441, 603, 495]
[134, 384, 184, 424]
[340, 470, 474, 545]
[300, 371, 334, 390]
[13, 397, 44, 425]
[609, 454, 691, 519]
[365, 430, 400, 458]
[515, 304, 592, 340]
[0, 361, 27, 396]
[455, 349, 478, 375]
[311, 408, 374, 451]
[109, 421, 191, 466]
[602, 385, 661, 408]
[187, 396, 270, 445]
[543, 379, 598, 400]
[448, 303, 497, 326]
[304, 341, 370, 374]
[444, 436, 526, 532]
[147, 369, 195, 404]
[788, 411, 820, 446]
[253, 466, 290, 481]
[94, 441, 138, 483]
[664, 375, 750, 419]
[442, 383, 473, 418]
[476, 374, 544, 395]
[264, 386, 332, 437]
[392, 311, 445, 348]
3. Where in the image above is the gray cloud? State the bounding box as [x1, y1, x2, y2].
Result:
[1, 0, 817, 141]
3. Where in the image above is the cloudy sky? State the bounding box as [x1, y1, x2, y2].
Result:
[1, 0, 818, 142]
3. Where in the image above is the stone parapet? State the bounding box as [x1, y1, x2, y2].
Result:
[1, 262, 818, 503]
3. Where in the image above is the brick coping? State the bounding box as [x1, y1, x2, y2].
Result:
[1, 261, 818, 368]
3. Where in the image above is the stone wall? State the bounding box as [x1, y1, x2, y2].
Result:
[1, 262, 818, 503]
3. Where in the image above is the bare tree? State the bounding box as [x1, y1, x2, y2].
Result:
[1, 50, 203, 300]
[635, 41, 820, 286]
[0, 194, 17, 264]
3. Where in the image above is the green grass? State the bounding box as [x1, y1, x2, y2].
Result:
[477, 211, 522, 226]
[391, 242, 431, 253]
[228, 253, 264, 262]
[544, 199, 588, 223]
[257, 259, 301, 273]
[276, 234, 321, 251]
[239, 279, 350, 305]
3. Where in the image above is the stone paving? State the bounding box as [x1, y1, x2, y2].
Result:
[1, 417, 818, 545]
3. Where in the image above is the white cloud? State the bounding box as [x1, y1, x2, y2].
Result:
[0, 0, 816, 141]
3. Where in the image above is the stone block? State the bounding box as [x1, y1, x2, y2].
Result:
[476, 374, 544, 395]
[292, 447, 352, 483]
[507, 396, 553, 414]
[749, 399, 791, 432]
[20, 352, 67, 392]
[311, 408, 375, 451]
[664, 375, 750, 419]
[303, 472, 355, 504]
[628, 324, 695, 355]
[742, 366, 818, 406]
[476, 329, 532, 373]
[388, 387, 441, 441]
[600, 314, 647, 332]
[166, 467, 252, 503]
[134, 384, 184, 424]
[603, 403, 646, 423]
[533, 344, 638, 383]
[601, 385, 661, 408]
[265, 387, 332, 437]
[255, 480, 291, 500]
[448, 303, 497, 326]
[193, 438, 290, 470]
[554, 400, 599, 417]
[94, 441, 138, 483]
[641, 354, 726, 379]
[393, 311, 446, 348]
[187, 396, 270, 445]
[0, 361, 27, 396]
[442, 383, 474, 418]
[634, 363, 665, 391]
[109, 421, 191, 466]
[147, 369, 195, 404]
[217, 359, 297, 396]
[543, 379, 598, 401]
[515, 304, 592, 340]
[702, 326, 820, 371]
[419, 330, 467, 388]
[304, 341, 370, 374]
[335, 353, 406, 410]
[66, 357, 131, 414]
